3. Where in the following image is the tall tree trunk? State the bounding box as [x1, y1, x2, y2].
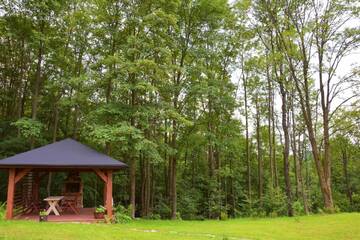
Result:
[129, 154, 136, 218]
[141, 153, 151, 217]
[272, 96, 278, 188]
[290, 96, 301, 199]
[207, 97, 217, 218]
[31, 24, 44, 122]
[47, 103, 59, 196]
[255, 96, 263, 204]
[298, 133, 309, 214]
[170, 119, 177, 219]
[279, 83, 293, 216]
[164, 119, 169, 198]
[129, 87, 136, 219]
[266, 62, 274, 188]
[243, 69, 251, 200]
[286, 28, 334, 211]
[342, 148, 353, 206]
[316, 26, 334, 211]
[72, 104, 79, 140]
[31, 21, 45, 149]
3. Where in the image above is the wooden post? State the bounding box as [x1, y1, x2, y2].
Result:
[106, 170, 113, 219]
[6, 168, 16, 220]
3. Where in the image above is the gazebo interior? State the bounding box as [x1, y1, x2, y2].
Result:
[0, 139, 127, 222]
[14, 170, 111, 222]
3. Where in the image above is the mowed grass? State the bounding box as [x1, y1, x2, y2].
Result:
[0, 213, 359, 240]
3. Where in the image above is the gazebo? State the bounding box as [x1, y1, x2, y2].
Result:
[0, 138, 127, 221]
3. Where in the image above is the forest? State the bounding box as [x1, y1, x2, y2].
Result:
[0, 0, 359, 221]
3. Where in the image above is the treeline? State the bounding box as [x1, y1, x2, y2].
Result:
[0, 0, 360, 219]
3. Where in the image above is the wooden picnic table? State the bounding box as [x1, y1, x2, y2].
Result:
[44, 196, 64, 216]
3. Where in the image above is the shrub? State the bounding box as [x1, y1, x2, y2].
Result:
[323, 205, 340, 214]
[269, 211, 278, 218]
[292, 201, 305, 216]
[193, 215, 205, 221]
[114, 212, 132, 223]
[351, 193, 360, 211]
[220, 211, 228, 221]
[176, 211, 182, 220]
[177, 188, 201, 220]
[262, 187, 287, 216]
[239, 196, 263, 217]
[143, 213, 161, 220]
[153, 201, 171, 219]
[95, 205, 106, 213]
[0, 202, 6, 220]
[113, 204, 132, 224]
[11, 118, 43, 139]
[39, 210, 48, 216]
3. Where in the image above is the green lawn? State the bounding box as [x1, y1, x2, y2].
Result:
[0, 213, 359, 240]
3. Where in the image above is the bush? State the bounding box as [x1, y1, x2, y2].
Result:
[262, 187, 287, 216]
[193, 215, 205, 221]
[333, 191, 351, 212]
[95, 205, 106, 213]
[143, 213, 161, 220]
[323, 205, 340, 214]
[238, 196, 260, 217]
[177, 188, 201, 220]
[292, 201, 305, 216]
[0, 202, 5, 220]
[351, 193, 360, 211]
[113, 204, 132, 224]
[114, 212, 132, 223]
[153, 201, 171, 219]
[268, 211, 278, 218]
[220, 211, 228, 221]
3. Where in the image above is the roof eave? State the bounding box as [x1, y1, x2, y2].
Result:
[0, 165, 128, 170]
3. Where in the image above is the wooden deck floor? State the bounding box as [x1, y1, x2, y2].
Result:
[16, 208, 103, 223]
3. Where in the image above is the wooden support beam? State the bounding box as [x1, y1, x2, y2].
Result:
[6, 168, 16, 219]
[14, 168, 32, 184]
[106, 170, 113, 219]
[93, 169, 107, 183]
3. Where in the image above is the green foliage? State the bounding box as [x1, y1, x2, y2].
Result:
[351, 194, 360, 212]
[113, 204, 132, 224]
[262, 187, 287, 217]
[0, 202, 6, 220]
[293, 201, 305, 216]
[95, 205, 106, 214]
[11, 118, 43, 139]
[220, 211, 228, 221]
[0, 137, 29, 159]
[153, 202, 171, 219]
[39, 210, 48, 216]
[142, 213, 161, 220]
[177, 188, 201, 220]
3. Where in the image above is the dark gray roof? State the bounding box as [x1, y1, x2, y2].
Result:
[0, 138, 127, 169]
